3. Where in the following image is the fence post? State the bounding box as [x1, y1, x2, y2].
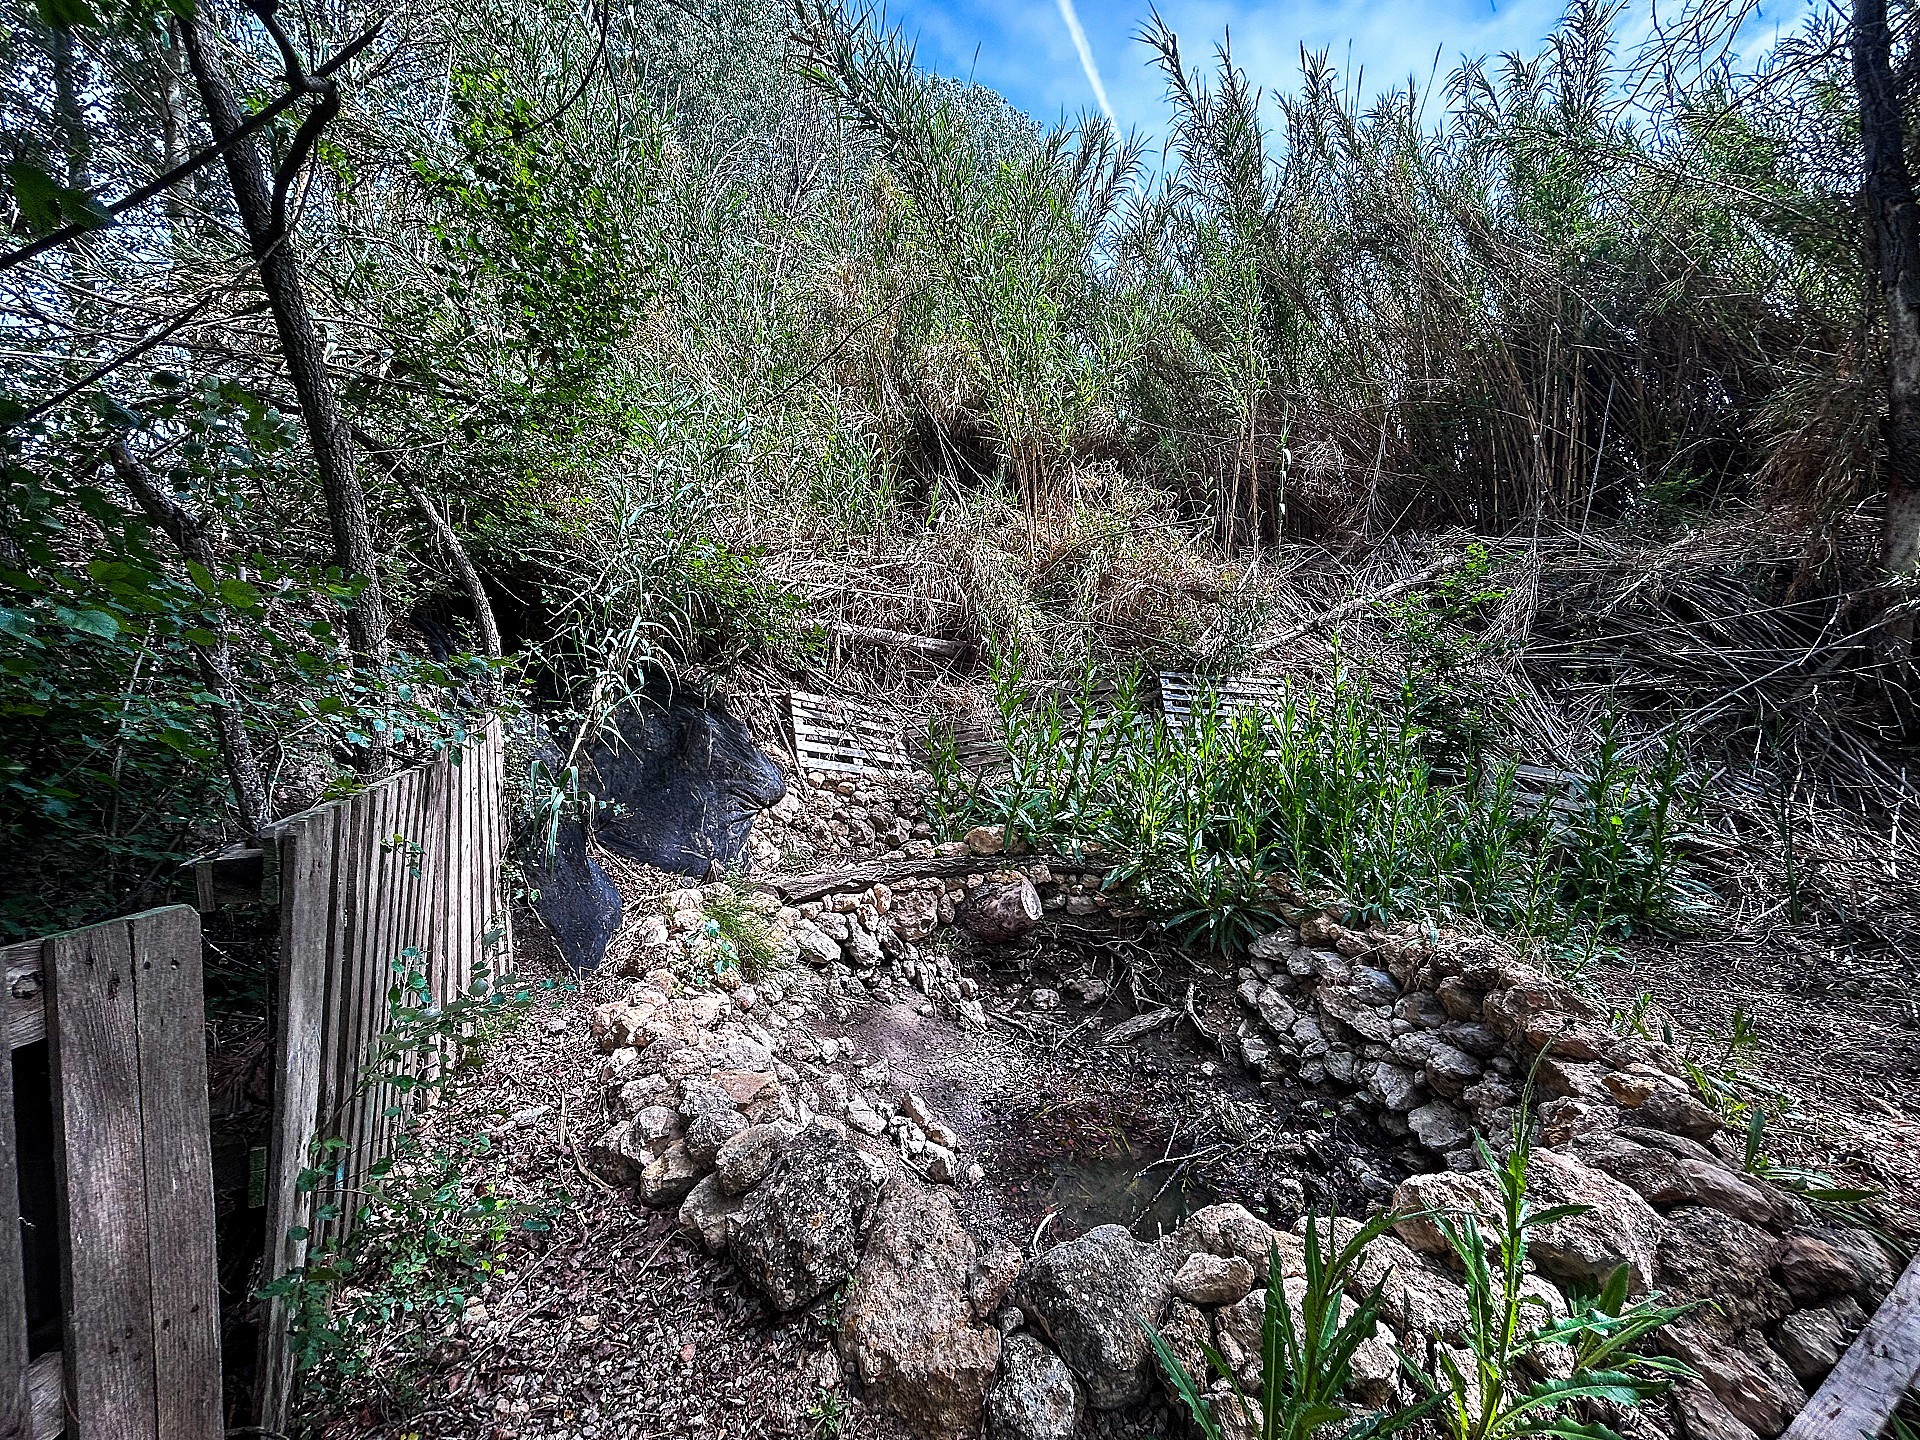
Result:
[2, 969, 28, 1439]
[44, 905, 220, 1440]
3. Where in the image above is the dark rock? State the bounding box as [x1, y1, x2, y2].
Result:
[685, 1109, 746, 1166]
[1658, 1206, 1789, 1331]
[584, 692, 785, 878]
[728, 1121, 888, 1310]
[1019, 1224, 1174, 1409]
[1673, 1379, 1762, 1440]
[1659, 1317, 1805, 1438]
[1769, 1295, 1865, 1384]
[1577, 1132, 1776, 1226]
[1633, 1085, 1724, 1141]
[523, 816, 622, 971]
[1800, 1225, 1896, 1306]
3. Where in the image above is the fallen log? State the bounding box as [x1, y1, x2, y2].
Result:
[827, 621, 971, 661]
[766, 851, 1085, 903]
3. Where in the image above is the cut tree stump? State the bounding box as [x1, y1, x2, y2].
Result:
[1779, 1251, 1920, 1440]
[957, 876, 1043, 943]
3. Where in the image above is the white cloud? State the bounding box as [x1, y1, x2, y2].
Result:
[1056, 0, 1119, 125]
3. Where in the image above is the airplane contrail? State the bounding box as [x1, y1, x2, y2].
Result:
[1055, 0, 1117, 126]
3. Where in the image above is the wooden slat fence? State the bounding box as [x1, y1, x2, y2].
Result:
[256, 718, 510, 1432]
[3, 906, 220, 1440]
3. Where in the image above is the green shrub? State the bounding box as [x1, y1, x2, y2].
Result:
[1420, 1114, 1699, 1440]
[928, 652, 1706, 950]
[1147, 1217, 1438, 1440]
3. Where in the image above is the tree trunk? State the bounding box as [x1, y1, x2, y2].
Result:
[956, 876, 1043, 943]
[1856, 0, 1920, 579]
[179, 10, 389, 671]
[109, 441, 271, 835]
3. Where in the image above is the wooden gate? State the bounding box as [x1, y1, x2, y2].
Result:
[255, 718, 510, 1431]
[2, 906, 220, 1440]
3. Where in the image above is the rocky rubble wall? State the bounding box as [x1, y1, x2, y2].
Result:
[578, 769, 1884, 1440]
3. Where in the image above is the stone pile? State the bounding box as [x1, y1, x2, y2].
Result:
[1231, 910, 1885, 1440]
[747, 772, 934, 868]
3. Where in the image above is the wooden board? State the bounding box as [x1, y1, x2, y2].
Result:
[1155, 671, 1291, 727]
[126, 907, 219, 1439]
[5, 941, 45, 1051]
[48, 916, 157, 1438]
[256, 806, 336, 1435]
[788, 691, 920, 775]
[26, 1353, 61, 1440]
[1780, 1252, 1920, 1440]
[1, 979, 28, 1439]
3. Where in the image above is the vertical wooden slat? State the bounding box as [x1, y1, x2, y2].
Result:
[47, 917, 157, 1440]
[312, 783, 365, 1213]
[1, 946, 31, 1440]
[485, 720, 507, 975]
[256, 806, 336, 1433]
[128, 907, 218, 1440]
[5, 940, 46, 1050]
[335, 778, 397, 1250]
[447, 743, 470, 1000]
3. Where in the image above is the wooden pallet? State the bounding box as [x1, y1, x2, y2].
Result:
[1155, 671, 1291, 730]
[787, 691, 921, 776]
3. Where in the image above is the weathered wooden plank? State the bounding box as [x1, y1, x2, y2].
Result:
[339, 777, 402, 1246]
[317, 779, 381, 1254]
[257, 806, 337, 1435]
[48, 915, 158, 1440]
[5, 941, 44, 1051]
[1779, 1251, 1920, 1440]
[1, 968, 29, 1440]
[25, 1353, 60, 1440]
[127, 907, 220, 1440]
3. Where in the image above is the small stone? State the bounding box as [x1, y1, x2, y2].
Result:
[1406, 1099, 1471, 1153]
[638, 1140, 703, 1207]
[964, 825, 1006, 855]
[985, 1332, 1083, 1440]
[715, 1122, 793, 1195]
[685, 1108, 748, 1166]
[1769, 1296, 1865, 1384]
[677, 1173, 745, 1252]
[1170, 1251, 1255, 1307]
[1773, 1233, 1865, 1304]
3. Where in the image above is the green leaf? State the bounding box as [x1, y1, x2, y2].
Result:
[219, 577, 261, 610]
[7, 162, 64, 234]
[55, 606, 120, 639]
[34, 0, 97, 26]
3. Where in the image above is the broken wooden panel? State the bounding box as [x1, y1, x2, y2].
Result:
[1154, 670, 1292, 729]
[787, 690, 921, 776]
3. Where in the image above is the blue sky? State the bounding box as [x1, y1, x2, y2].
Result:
[878, 0, 1808, 139]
